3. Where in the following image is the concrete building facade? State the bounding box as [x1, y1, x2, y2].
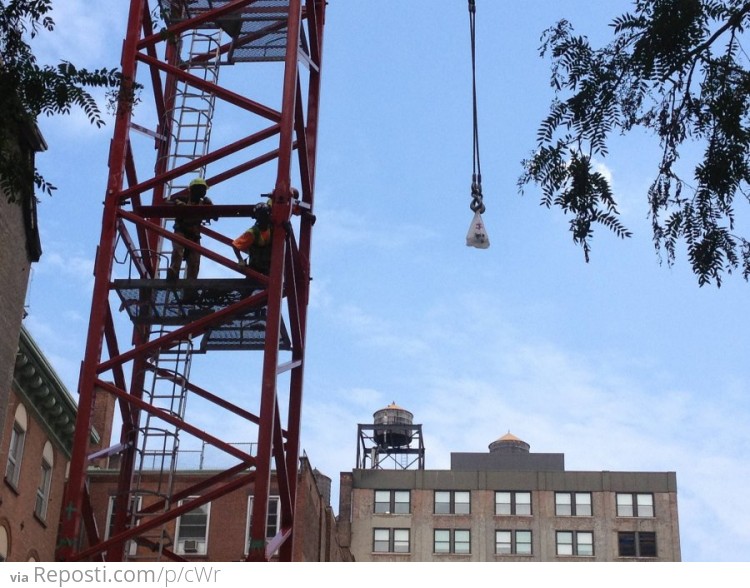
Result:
[339, 430, 680, 562]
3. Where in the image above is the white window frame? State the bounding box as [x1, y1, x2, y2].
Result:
[5, 406, 28, 488]
[374, 489, 410, 514]
[495, 491, 532, 515]
[245, 495, 280, 554]
[495, 529, 532, 555]
[373, 528, 389, 552]
[556, 530, 594, 556]
[34, 449, 53, 521]
[35, 461, 52, 519]
[434, 490, 471, 514]
[555, 492, 592, 516]
[372, 528, 410, 553]
[105, 495, 142, 556]
[175, 497, 211, 555]
[434, 529, 451, 553]
[454, 529, 471, 553]
[616, 493, 654, 517]
[434, 529, 471, 554]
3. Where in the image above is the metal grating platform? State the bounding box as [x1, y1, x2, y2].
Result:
[161, 0, 293, 62]
[199, 309, 292, 352]
[113, 278, 263, 324]
[113, 278, 291, 351]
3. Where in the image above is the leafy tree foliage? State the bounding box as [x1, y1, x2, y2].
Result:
[0, 0, 122, 202]
[520, 0, 750, 286]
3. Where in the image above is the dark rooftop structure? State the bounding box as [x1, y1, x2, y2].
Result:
[451, 431, 565, 472]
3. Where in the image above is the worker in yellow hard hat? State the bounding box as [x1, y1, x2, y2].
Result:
[167, 177, 214, 280]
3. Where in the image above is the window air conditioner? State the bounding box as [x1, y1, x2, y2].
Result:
[182, 540, 199, 553]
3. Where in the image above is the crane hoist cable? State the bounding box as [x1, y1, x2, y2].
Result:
[466, 0, 490, 249]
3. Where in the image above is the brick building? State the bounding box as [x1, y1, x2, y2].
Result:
[0, 123, 45, 446]
[84, 456, 351, 562]
[338, 406, 681, 562]
[0, 117, 53, 561]
[2, 354, 350, 563]
[77, 387, 350, 562]
[1, 327, 77, 561]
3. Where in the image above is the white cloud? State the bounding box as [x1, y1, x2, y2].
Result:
[315, 206, 437, 251]
[308, 276, 334, 311]
[593, 159, 613, 185]
[32, 1, 127, 68]
[331, 303, 432, 357]
[35, 251, 94, 285]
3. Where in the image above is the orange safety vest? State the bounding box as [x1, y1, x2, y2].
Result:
[232, 225, 271, 250]
[233, 225, 272, 273]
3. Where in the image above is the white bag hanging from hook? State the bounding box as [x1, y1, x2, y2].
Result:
[466, 210, 490, 249]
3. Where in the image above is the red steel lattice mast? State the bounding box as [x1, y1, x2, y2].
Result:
[57, 0, 325, 562]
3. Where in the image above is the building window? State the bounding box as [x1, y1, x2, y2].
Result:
[616, 493, 654, 517]
[5, 405, 28, 488]
[34, 461, 52, 520]
[374, 490, 410, 514]
[555, 492, 592, 516]
[34, 444, 54, 521]
[105, 495, 142, 556]
[434, 529, 471, 554]
[495, 530, 532, 555]
[618, 532, 657, 557]
[373, 528, 410, 553]
[434, 490, 471, 514]
[5, 423, 26, 486]
[0, 525, 8, 561]
[556, 531, 594, 556]
[175, 498, 210, 555]
[246, 495, 280, 552]
[495, 491, 532, 515]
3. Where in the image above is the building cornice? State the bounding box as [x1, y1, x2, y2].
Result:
[12, 326, 82, 457]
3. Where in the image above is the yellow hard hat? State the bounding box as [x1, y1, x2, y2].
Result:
[189, 177, 209, 188]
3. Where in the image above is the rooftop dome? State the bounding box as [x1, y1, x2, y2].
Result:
[380, 401, 406, 411]
[489, 431, 530, 454]
[373, 402, 413, 424]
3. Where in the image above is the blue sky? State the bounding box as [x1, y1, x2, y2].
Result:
[21, 1, 750, 562]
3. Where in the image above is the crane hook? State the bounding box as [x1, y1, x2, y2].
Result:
[466, 0, 489, 249]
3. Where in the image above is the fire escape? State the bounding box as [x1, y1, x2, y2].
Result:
[57, 0, 325, 562]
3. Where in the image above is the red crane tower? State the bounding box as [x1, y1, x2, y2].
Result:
[56, 0, 325, 562]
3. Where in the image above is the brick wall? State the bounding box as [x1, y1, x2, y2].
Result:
[0, 396, 69, 561]
[0, 124, 44, 452]
[0, 194, 32, 445]
[293, 459, 352, 561]
[86, 463, 353, 561]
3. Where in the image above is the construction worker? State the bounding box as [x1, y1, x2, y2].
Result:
[233, 202, 272, 274]
[167, 177, 214, 280]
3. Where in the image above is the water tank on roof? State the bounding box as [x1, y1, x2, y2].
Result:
[489, 431, 530, 454]
[373, 402, 413, 448]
